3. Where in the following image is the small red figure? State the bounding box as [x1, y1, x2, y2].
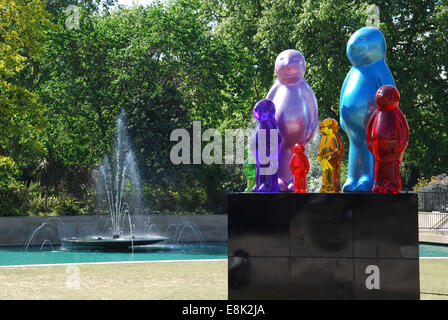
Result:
[366, 85, 409, 193]
[289, 144, 310, 193]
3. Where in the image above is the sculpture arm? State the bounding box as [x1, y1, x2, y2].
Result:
[304, 155, 310, 175]
[294, 82, 317, 143]
[336, 135, 344, 158]
[329, 136, 339, 159]
[366, 111, 378, 153]
[266, 80, 280, 100]
[250, 125, 259, 164]
[289, 157, 295, 174]
[302, 81, 318, 142]
[375, 60, 396, 88]
[339, 74, 350, 132]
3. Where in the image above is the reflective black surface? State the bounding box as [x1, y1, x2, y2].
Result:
[228, 192, 419, 300]
[352, 194, 419, 258]
[289, 194, 353, 258]
[229, 256, 290, 300]
[354, 259, 420, 300]
[228, 193, 290, 257]
[290, 258, 354, 300]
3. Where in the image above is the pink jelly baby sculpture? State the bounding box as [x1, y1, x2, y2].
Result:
[366, 85, 409, 193]
[266, 49, 318, 192]
[289, 144, 309, 193]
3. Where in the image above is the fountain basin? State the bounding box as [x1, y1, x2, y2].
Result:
[61, 235, 168, 251]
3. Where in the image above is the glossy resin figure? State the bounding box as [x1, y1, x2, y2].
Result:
[289, 144, 309, 193]
[340, 27, 396, 192]
[366, 85, 409, 193]
[266, 49, 318, 191]
[243, 148, 256, 192]
[317, 118, 343, 193]
[250, 99, 282, 193]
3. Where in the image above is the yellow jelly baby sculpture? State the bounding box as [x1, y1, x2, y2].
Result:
[317, 118, 343, 193]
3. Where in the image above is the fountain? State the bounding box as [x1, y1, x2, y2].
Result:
[61, 110, 167, 250]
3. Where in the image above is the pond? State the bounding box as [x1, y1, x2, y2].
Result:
[0, 242, 227, 267]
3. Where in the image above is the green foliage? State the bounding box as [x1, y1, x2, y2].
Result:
[371, 0, 448, 178]
[0, 0, 51, 170]
[2, 0, 448, 216]
[0, 179, 91, 216]
[0, 156, 19, 186]
[402, 161, 420, 191]
[0, 181, 31, 216]
[413, 174, 448, 192]
[212, 0, 448, 178]
[28, 185, 90, 216]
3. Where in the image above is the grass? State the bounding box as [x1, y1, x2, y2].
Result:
[420, 259, 448, 300]
[0, 261, 228, 300]
[0, 259, 445, 300]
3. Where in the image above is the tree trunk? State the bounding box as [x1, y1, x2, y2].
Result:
[44, 187, 48, 212]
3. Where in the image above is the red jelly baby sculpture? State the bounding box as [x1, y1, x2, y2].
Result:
[366, 85, 409, 193]
[289, 143, 310, 193]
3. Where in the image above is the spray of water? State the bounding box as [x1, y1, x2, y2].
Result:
[40, 239, 54, 252]
[165, 222, 205, 247]
[24, 217, 65, 250]
[96, 110, 144, 239]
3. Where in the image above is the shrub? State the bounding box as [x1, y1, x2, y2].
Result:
[413, 174, 448, 192]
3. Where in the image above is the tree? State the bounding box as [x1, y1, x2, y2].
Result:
[0, 0, 52, 170]
[210, 0, 448, 179]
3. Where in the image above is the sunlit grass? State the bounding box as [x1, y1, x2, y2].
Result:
[0, 259, 445, 300]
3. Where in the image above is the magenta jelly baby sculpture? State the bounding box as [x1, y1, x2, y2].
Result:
[250, 99, 282, 193]
[266, 49, 318, 192]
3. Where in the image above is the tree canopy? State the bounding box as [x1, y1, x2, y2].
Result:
[1, 0, 448, 215]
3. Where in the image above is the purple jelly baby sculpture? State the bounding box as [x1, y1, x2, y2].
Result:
[266, 49, 318, 192]
[250, 99, 282, 193]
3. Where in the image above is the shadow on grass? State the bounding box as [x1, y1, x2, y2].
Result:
[421, 292, 448, 297]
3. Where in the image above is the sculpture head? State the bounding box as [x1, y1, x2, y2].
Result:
[375, 85, 400, 111]
[253, 99, 276, 122]
[320, 118, 339, 136]
[346, 27, 386, 67]
[293, 143, 305, 154]
[275, 49, 306, 84]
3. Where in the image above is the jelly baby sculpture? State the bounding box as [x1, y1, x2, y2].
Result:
[317, 118, 343, 193]
[243, 148, 256, 192]
[289, 144, 309, 193]
[366, 85, 409, 193]
[340, 27, 396, 192]
[250, 99, 282, 193]
[266, 49, 318, 191]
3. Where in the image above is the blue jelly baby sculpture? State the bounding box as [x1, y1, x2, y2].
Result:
[250, 99, 282, 193]
[339, 27, 396, 192]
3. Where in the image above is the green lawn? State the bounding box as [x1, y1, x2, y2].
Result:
[420, 259, 448, 300]
[0, 261, 228, 300]
[0, 259, 445, 300]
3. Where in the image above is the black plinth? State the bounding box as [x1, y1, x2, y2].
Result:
[228, 193, 420, 300]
